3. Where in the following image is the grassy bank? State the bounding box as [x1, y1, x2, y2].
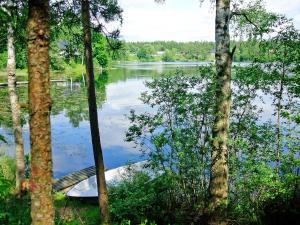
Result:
[0, 62, 108, 83]
[0, 65, 85, 83]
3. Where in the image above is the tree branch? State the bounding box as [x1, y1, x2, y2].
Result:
[231, 45, 237, 58]
[90, 8, 122, 52]
[231, 11, 259, 31]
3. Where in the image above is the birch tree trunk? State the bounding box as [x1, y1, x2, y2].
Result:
[6, 1, 26, 195]
[207, 0, 232, 224]
[27, 0, 54, 224]
[81, 1, 110, 224]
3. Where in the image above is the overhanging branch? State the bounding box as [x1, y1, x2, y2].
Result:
[231, 45, 237, 58]
[90, 9, 121, 52]
[231, 11, 259, 31]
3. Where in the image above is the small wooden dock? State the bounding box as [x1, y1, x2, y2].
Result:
[53, 166, 96, 192]
[0, 80, 68, 87]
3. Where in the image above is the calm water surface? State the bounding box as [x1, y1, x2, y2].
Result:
[0, 62, 283, 178]
[0, 62, 205, 178]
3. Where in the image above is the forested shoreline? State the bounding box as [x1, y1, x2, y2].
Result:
[115, 41, 257, 62]
[0, 40, 257, 74]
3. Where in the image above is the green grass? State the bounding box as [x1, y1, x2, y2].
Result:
[1, 192, 158, 225]
[0, 194, 31, 225]
[0, 69, 27, 82]
[0, 63, 103, 83]
[54, 192, 100, 225]
[0, 192, 101, 225]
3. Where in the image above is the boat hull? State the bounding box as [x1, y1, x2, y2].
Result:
[66, 161, 149, 197]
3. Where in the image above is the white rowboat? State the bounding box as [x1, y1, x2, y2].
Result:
[66, 160, 150, 197]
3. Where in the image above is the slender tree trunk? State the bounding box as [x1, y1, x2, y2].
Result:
[27, 0, 54, 224]
[207, 0, 232, 224]
[81, 1, 110, 224]
[6, 2, 26, 195]
[276, 62, 285, 173]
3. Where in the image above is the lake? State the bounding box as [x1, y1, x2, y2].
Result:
[0, 62, 290, 178]
[0, 62, 207, 178]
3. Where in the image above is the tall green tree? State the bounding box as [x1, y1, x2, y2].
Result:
[81, 0, 121, 223]
[0, 0, 27, 196]
[53, 1, 122, 223]
[154, 1, 276, 224]
[203, 1, 277, 223]
[136, 44, 155, 61]
[254, 18, 300, 173]
[207, 1, 232, 224]
[153, 1, 232, 223]
[93, 32, 109, 68]
[27, 0, 54, 224]
[7, 0, 26, 196]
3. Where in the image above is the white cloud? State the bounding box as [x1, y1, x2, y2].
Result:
[265, 0, 300, 15]
[118, 0, 214, 41]
[265, 0, 300, 27]
[117, 0, 300, 42]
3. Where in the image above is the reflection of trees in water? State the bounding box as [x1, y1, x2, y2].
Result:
[0, 63, 298, 130]
[0, 86, 27, 129]
[51, 71, 109, 127]
[110, 64, 200, 83]
[0, 71, 109, 130]
[0, 65, 200, 131]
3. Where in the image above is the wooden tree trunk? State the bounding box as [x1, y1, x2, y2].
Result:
[207, 0, 232, 224]
[276, 62, 285, 173]
[7, 5, 26, 196]
[27, 0, 54, 224]
[81, 1, 110, 224]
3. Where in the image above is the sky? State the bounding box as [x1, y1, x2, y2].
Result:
[116, 0, 300, 42]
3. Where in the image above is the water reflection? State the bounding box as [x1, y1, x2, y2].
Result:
[0, 63, 201, 178]
[1, 62, 289, 178]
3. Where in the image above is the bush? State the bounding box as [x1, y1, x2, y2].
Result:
[0, 194, 31, 225]
[0, 156, 15, 198]
[109, 172, 158, 224]
[109, 169, 200, 225]
[125, 68, 300, 224]
[0, 156, 30, 225]
[0, 52, 7, 69]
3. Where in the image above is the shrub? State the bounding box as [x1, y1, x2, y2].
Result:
[0, 156, 15, 198]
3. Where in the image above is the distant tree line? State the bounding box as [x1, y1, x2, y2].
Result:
[115, 41, 260, 62]
[0, 39, 261, 71]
